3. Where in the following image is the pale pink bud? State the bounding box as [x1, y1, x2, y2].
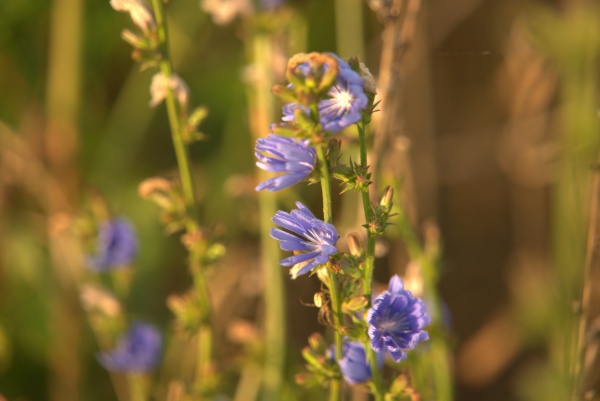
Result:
[110, 0, 155, 33]
[149, 72, 190, 108]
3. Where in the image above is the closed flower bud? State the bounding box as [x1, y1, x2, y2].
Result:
[110, 0, 155, 33]
[359, 63, 377, 96]
[80, 285, 122, 317]
[120, 29, 147, 49]
[379, 185, 394, 212]
[316, 265, 330, 284]
[149, 72, 190, 108]
[308, 332, 326, 351]
[347, 232, 363, 257]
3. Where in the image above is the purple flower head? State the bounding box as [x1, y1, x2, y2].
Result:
[282, 54, 368, 133]
[334, 341, 383, 385]
[87, 218, 138, 271]
[255, 134, 316, 192]
[98, 322, 162, 373]
[271, 202, 338, 278]
[367, 275, 431, 363]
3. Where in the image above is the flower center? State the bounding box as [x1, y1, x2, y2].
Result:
[333, 89, 353, 112]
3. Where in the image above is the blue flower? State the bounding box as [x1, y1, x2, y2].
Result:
[367, 275, 430, 362]
[282, 54, 368, 133]
[98, 322, 162, 372]
[87, 218, 138, 271]
[336, 341, 383, 385]
[255, 134, 316, 192]
[271, 202, 338, 278]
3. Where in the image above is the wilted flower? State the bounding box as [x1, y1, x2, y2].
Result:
[149, 72, 190, 108]
[200, 0, 252, 25]
[283, 54, 368, 132]
[87, 218, 138, 271]
[110, 0, 155, 33]
[367, 275, 430, 362]
[255, 134, 316, 192]
[359, 62, 376, 96]
[98, 322, 162, 372]
[336, 341, 382, 385]
[80, 285, 122, 317]
[271, 202, 339, 278]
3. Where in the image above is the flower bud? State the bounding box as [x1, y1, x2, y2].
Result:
[307, 332, 326, 351]
[138, 177, 175, 210]
[316, 265, 329, 285]
[80, 285, 121, 317]
[347, 232, 363, 257]
[120, 29, 147, 49]
[110, 0, 155, 33]
[149, 72, 190, 108]
[379, 185, 394, 213]
[359, 62, 377, 96]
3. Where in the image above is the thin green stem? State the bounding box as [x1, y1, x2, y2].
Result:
[151, 0, 198, 223]
[150, 0, 213, 393]
[357, 121, 384, 400]
[244, 32, 286, 400]
[316, 144, 342, 401]
[127, 374, 148, 401]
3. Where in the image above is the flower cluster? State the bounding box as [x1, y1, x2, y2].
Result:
[255, 52, 432, 397]
[282, 54, 368, 133]
[98, 322, 162, 372]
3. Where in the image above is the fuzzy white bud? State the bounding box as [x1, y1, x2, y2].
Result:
[149, 72, 190, 108]
[110, 0, 155, 33]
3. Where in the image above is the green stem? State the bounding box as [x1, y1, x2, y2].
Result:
[127, 374, 148, 401]
[150, 0, 213, 393]
[150, 0, 198, 223]
[357, 121, 384, 400]
[244, 32, 286, 400]
[316, 144, 342, 401]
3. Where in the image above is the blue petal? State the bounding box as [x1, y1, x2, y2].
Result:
[279, 251, 319, 267]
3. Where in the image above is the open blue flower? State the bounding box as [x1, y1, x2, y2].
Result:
[255, 134, 316, 192]
[271, 202, 338, 278]
[98, 322, 162, 373]
[282, 54, 368, 133]
[367, 275, 430, 362]
[337, 341, 383, 385]
[87, 218, 138, 271]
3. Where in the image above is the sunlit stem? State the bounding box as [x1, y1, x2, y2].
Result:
[127, 374, 148, 401]
[357, 121, 384, 400]
[150, 0, 198, 224]
[316, 144, 342, 401]
[244, 31, 286, 400]
[150, 0, 213, 392]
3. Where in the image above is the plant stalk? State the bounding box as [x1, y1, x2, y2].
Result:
[316, 144, 342, 401]
[150, 0, 213, 392]
[357, 121, 384, 400]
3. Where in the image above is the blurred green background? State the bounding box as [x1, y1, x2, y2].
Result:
[1, 0, 600, 400]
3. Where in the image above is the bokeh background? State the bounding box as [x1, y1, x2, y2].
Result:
[1, 0, 600, 400]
